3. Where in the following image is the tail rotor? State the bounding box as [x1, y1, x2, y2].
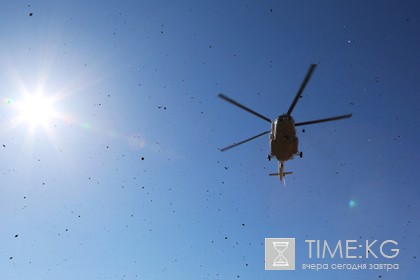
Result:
[269, 162, 292, 185]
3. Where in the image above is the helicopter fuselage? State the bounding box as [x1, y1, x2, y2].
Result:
[270, 114, 298, 162]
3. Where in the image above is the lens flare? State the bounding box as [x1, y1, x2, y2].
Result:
[349, 199, 357, 208]
[4, 97, 14, 105]
[82, 122, 91, 129]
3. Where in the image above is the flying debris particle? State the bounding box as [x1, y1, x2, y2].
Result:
[141, 157, 144, 160]
[15, 234, 18, 238]
[29, 12, 33, 16]
[2, 144, 5, 147]
[242, 223, 245, 226]
[9, 257, 13, 260]
[224, 166, 228, 170]
[302, 129, 305, 133]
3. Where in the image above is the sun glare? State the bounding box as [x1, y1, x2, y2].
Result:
[18, 94, 55, 127]
[15, 93, 56, 128]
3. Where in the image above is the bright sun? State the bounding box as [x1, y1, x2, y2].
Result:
[7, 92, 60, 133]
[17, 94, 55, 128]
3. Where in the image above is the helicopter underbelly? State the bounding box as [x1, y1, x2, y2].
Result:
[270, 137, 298, 161]
[270, 117, 298, 161]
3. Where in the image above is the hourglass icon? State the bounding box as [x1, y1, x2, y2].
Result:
[272, 241, 289, 266]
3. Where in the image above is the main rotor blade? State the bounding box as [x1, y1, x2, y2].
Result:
[218, 93, 271, 123]
[220, 130, 270, 152]
[287, 64, 317, 116]
[295, 114, 352, 126]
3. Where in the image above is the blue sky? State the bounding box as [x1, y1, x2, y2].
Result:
[0, 1, 419, 279]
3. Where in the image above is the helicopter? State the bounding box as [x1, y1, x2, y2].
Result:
[218, 64, 352, 184]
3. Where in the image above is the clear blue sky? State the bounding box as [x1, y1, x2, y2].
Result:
[0, 1, 419, 279]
